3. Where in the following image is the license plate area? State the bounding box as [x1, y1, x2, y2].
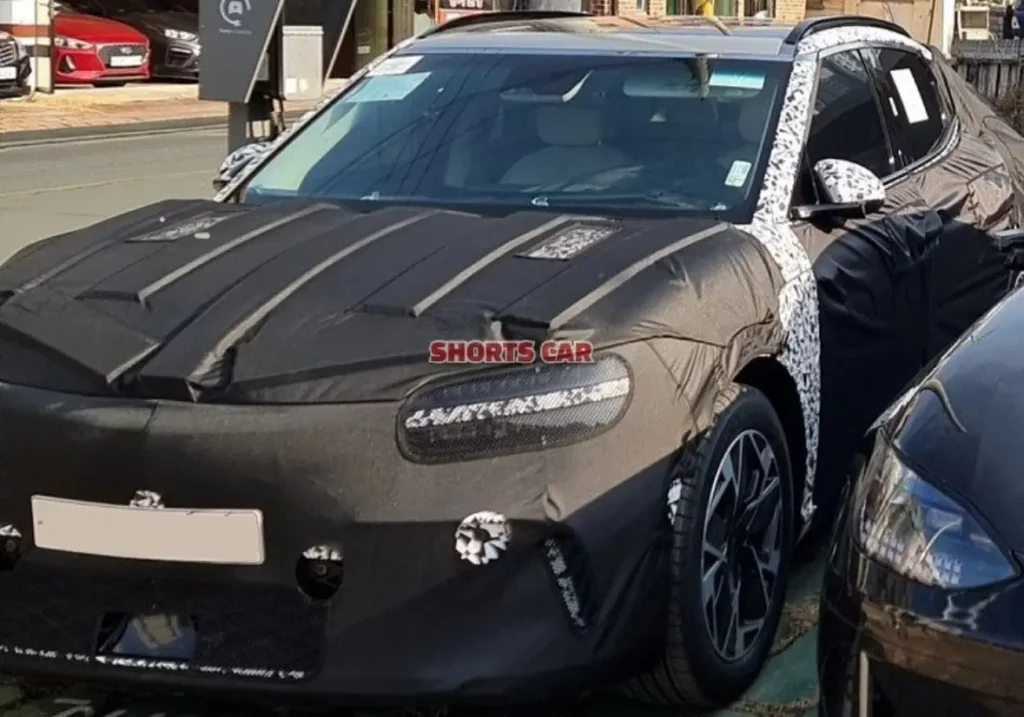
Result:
[0, 67, 16, 80]
[31, 495, 265, 565]
[97, 612, 198, 662]
[108, 55, 142, 67]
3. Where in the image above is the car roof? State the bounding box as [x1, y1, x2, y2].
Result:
[411, 16, 795, 58]
[406, 14, 913, 60]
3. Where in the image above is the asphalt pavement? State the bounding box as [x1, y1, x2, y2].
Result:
[0, 129, 822, 717]
[0, 128, 220, 263]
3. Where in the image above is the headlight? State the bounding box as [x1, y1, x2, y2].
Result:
[54, 36, 93, 50]
[398, 355, 632, 464]
[854, 438, 1018, 589]
[164, 29, 197, 42]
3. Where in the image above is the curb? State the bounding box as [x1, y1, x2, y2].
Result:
[0, 109, 310, 149]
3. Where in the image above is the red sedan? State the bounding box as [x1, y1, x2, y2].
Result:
[53, 2, 149, 86]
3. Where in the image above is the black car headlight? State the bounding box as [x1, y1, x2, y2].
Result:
[854, 438, 1019, 590]
[398, 355, 632, 463]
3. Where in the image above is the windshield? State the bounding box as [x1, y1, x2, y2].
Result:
[242, 52, 790, 219]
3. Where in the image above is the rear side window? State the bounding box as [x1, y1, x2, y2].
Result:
[860, 48, 947, 167]
[804, 50, 893, 179]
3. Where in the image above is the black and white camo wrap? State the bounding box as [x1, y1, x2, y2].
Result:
[522, 223, 619, 261]
[737, 56, 821, 529]
[0, 644, 307, 681]
[454, 511, 512, 566]
[128, 490, 165, 508]
[813, 159, 886, 204]
[795, 26, 931, 60]
[302, 545, 344, 561]
[734, 27, 933, 529]
[542, 538, 588, 630]
[214, 142, 272, 188]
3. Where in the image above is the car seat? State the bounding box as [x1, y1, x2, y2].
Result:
[499, 105, 630, 186]
[717, 89, 775, 184]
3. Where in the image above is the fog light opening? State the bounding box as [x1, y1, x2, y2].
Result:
[0, 525, 22, 572]
[296, 544, 344, 602]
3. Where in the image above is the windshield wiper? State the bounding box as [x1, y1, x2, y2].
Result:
[530, 192, 708, 210]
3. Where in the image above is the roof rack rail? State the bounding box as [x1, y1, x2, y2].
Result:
[419, 10, 593, 38]
[783, 15, 909, 45]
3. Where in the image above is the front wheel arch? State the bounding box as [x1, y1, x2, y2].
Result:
[734, 356, 806, 533]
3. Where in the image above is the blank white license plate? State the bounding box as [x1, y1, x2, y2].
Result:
[0, 67, 16, 80]
[109, 55, 143, 67]
[31, 495, 265, 565]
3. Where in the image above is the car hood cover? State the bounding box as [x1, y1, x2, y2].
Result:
[0, 199, 784, 404]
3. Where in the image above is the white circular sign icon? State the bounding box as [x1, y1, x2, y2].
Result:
[219, 0, 252, 28]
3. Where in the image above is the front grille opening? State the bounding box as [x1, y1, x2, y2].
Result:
[295, 544, 344, 602]
[0, 43, 16, 66]
[95, 612, 198, 662]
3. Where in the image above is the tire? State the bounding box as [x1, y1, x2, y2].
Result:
[629, 384, 795, 707]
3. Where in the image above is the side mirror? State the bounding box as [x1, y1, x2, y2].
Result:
[790, 159, 887, 221]
[213, 141, 271, 192]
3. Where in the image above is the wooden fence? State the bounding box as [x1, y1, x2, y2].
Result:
[952, 39, 1024, 100]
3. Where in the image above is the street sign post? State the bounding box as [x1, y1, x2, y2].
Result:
[199, 0, 287, 152]
[199, 0, 286, 103]
[322, 0, 358, 82]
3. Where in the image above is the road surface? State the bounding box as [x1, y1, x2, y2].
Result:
[0, 129, 219, 264]
[0, 129, 821, 717]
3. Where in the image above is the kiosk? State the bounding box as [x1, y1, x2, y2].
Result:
[198, 0, 358, 153]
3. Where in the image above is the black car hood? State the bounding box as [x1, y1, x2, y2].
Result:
[890, 286, 1024, 551]
[0, 199, 783, 404]
[115, 10, 197, 37]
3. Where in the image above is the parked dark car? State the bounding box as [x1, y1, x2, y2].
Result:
[60, 0, 198, 80]
[0, 30, 31, 97]
[819, 237, 1024, 716]
[1, 11, 1024, 713]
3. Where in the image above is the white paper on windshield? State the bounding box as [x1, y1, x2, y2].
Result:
[890, 68, 929, 124]
[367, 55, 423, 76]
[345, 73, 430, 103]
[709, 70, 765, 91]
[725, 160, 752, 187]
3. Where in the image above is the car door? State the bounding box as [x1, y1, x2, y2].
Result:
[859, 45, 1012, 358]
[788, 46, 939, 509]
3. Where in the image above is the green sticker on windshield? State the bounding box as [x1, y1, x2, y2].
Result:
[709, 70, 765, 90]
[344, 72, 430, 103]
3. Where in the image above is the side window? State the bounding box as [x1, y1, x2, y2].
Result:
[794, 50, 893, 205]
[860, 48, 946, 167]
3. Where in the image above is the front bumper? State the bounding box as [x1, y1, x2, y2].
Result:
[818, 501, 1024, 716]
[153, 41, 198, 79]
[54, 46, 149, 85]
[0, 345, 687, 703]
[0, 55, 30, 95]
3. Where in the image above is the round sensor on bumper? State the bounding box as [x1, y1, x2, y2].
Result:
[296, 544, 344, 601]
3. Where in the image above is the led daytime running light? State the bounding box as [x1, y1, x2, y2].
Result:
[403, 377, 630, 430]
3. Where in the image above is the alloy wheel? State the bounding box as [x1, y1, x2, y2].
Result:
[700, 429, 784, 662]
